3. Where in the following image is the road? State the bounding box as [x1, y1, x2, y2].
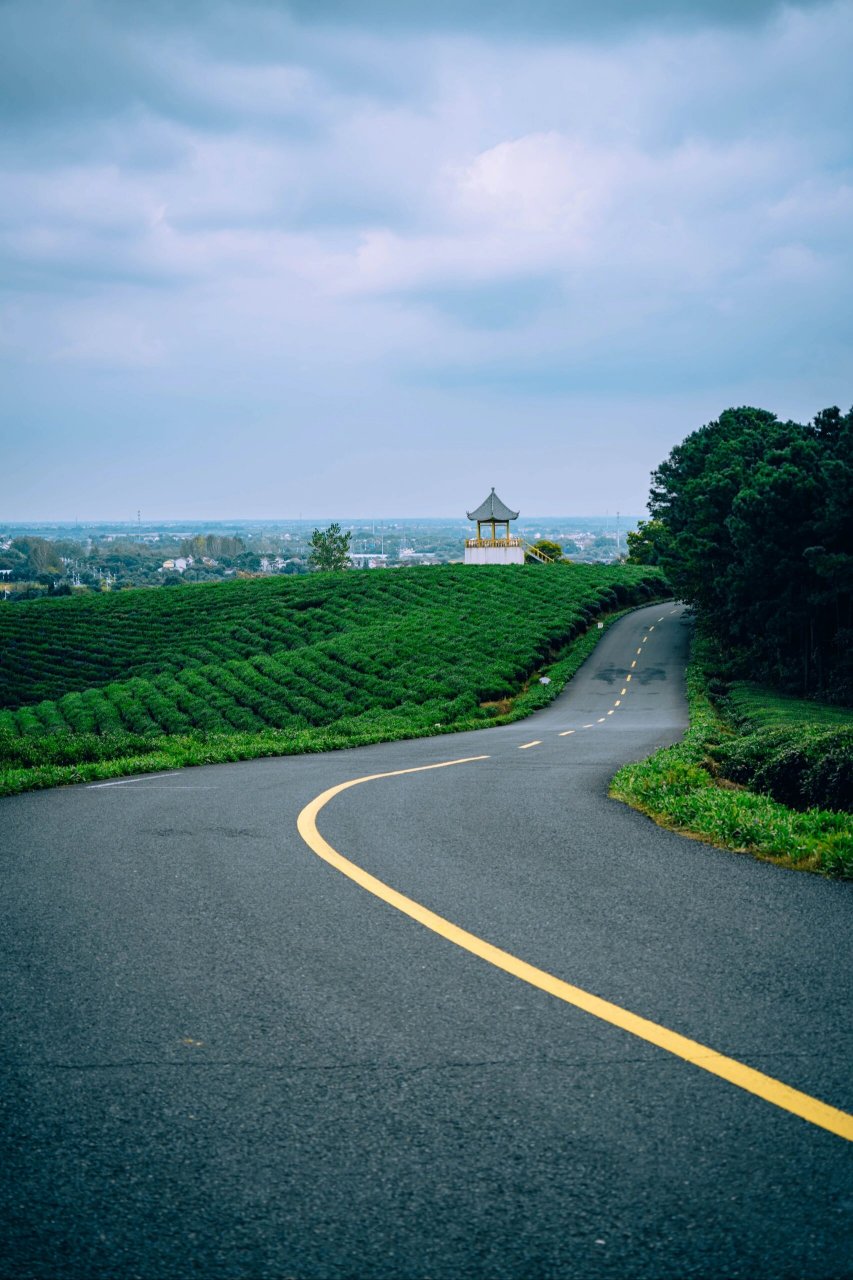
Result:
[2, 602, 851, 1279]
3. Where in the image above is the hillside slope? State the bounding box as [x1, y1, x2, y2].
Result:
[0, 563, 666, 790]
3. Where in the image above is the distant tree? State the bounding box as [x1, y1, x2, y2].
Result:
[308, 523, 352, 571]
[525, 539, 564, 564]
[11, 537, 62, 576]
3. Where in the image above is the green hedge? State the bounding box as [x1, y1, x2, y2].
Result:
[713, 726, 853, 813]
[611, 637, 853, 879]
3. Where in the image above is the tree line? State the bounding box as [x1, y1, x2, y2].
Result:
[630, 405, 852, 703]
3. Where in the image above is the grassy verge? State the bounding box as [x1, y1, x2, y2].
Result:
[610, 637, 853, 879]
[0, 605, 642, 798]
[724, 683, 853, 730]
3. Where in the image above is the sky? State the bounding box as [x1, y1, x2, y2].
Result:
[2, 0, 851, 520]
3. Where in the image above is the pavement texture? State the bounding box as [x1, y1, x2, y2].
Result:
[1, 602, 851, 1279]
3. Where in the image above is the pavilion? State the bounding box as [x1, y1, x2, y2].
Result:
[464, 488, 525, 565]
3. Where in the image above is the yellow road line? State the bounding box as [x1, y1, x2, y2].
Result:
[615, 700, 621, 706]
[296, 757, 853, 1144]
[607, 709, 615, 715]
[621, 687, 627, 695]
[626, 674, 632, 682]
[559, 730, 575, 737]
[519, 740, 540, 749]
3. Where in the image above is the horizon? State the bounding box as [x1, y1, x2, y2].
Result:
[1, 513, 646, 529]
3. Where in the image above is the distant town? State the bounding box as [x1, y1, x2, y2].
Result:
[0, 515, 642, 599]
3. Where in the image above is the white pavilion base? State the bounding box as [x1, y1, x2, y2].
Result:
[464, 544, 525, 565]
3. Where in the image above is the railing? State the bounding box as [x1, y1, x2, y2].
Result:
[465, 537, 522, 549]
[521, 539, 556, 564]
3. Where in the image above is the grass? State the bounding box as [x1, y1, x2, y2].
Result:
[0, 563, 667, 797]
[724, 683, 853, 731]
[610, 636, 853, 879]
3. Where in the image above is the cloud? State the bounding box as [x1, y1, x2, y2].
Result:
[0, 0, 851, 518]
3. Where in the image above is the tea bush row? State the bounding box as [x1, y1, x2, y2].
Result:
[0, 565, 666, 774]
[0, 564, 660, 710]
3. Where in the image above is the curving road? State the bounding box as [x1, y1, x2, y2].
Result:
[2, 603, 851, 1279]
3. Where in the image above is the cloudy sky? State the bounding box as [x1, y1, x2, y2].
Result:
[2, 0, 851, 520]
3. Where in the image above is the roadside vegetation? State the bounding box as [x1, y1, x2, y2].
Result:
[632, 403, 853, 703]
[617, 402, 853, 878]
[610, 635, 852, 879]
[0, 562, 666, 796]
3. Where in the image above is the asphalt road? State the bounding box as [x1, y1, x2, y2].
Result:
[2, 602, 851, 1279]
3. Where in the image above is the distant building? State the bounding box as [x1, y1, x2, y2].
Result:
[350, 552, 388, 568]
[464, 488, 524, 565]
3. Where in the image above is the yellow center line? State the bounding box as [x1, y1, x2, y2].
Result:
[615, 700, 621, 706]
[607, 709, 615, 715]
[626, 674, 632, 682]
[296, 757, 853, 1144]
[621, 687, 628, 695]
[519, 740, 541, 750]
[559, 730, 575, 737]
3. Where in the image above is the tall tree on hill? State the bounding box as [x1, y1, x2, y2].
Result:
[648, 405, 853, 702]
[308, 523, 352, 572]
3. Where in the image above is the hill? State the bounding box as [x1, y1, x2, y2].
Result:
[0, 563, 665, 793]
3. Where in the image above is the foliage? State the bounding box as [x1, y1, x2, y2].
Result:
[626, 519, 670, 565]
[649, 404, 853, 702]
[610, 635, 853, 878]
[179, 533, 245, 560]
[0, 563, 666, 794]
[308, 523, 352, 572]
[723, 682, 853, 730]
[710, 679, 853, 813]
[713, 726, 853, 813]
[524, 539, 564, 564]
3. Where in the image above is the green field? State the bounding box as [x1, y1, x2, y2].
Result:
[0, 563, 665, 793]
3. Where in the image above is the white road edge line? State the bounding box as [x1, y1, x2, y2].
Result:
[87, 772, 180, 789]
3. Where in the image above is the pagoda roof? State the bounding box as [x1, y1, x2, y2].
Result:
[467, 488, 519, 522]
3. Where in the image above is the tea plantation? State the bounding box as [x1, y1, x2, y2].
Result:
[0, 562, 666, 793]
